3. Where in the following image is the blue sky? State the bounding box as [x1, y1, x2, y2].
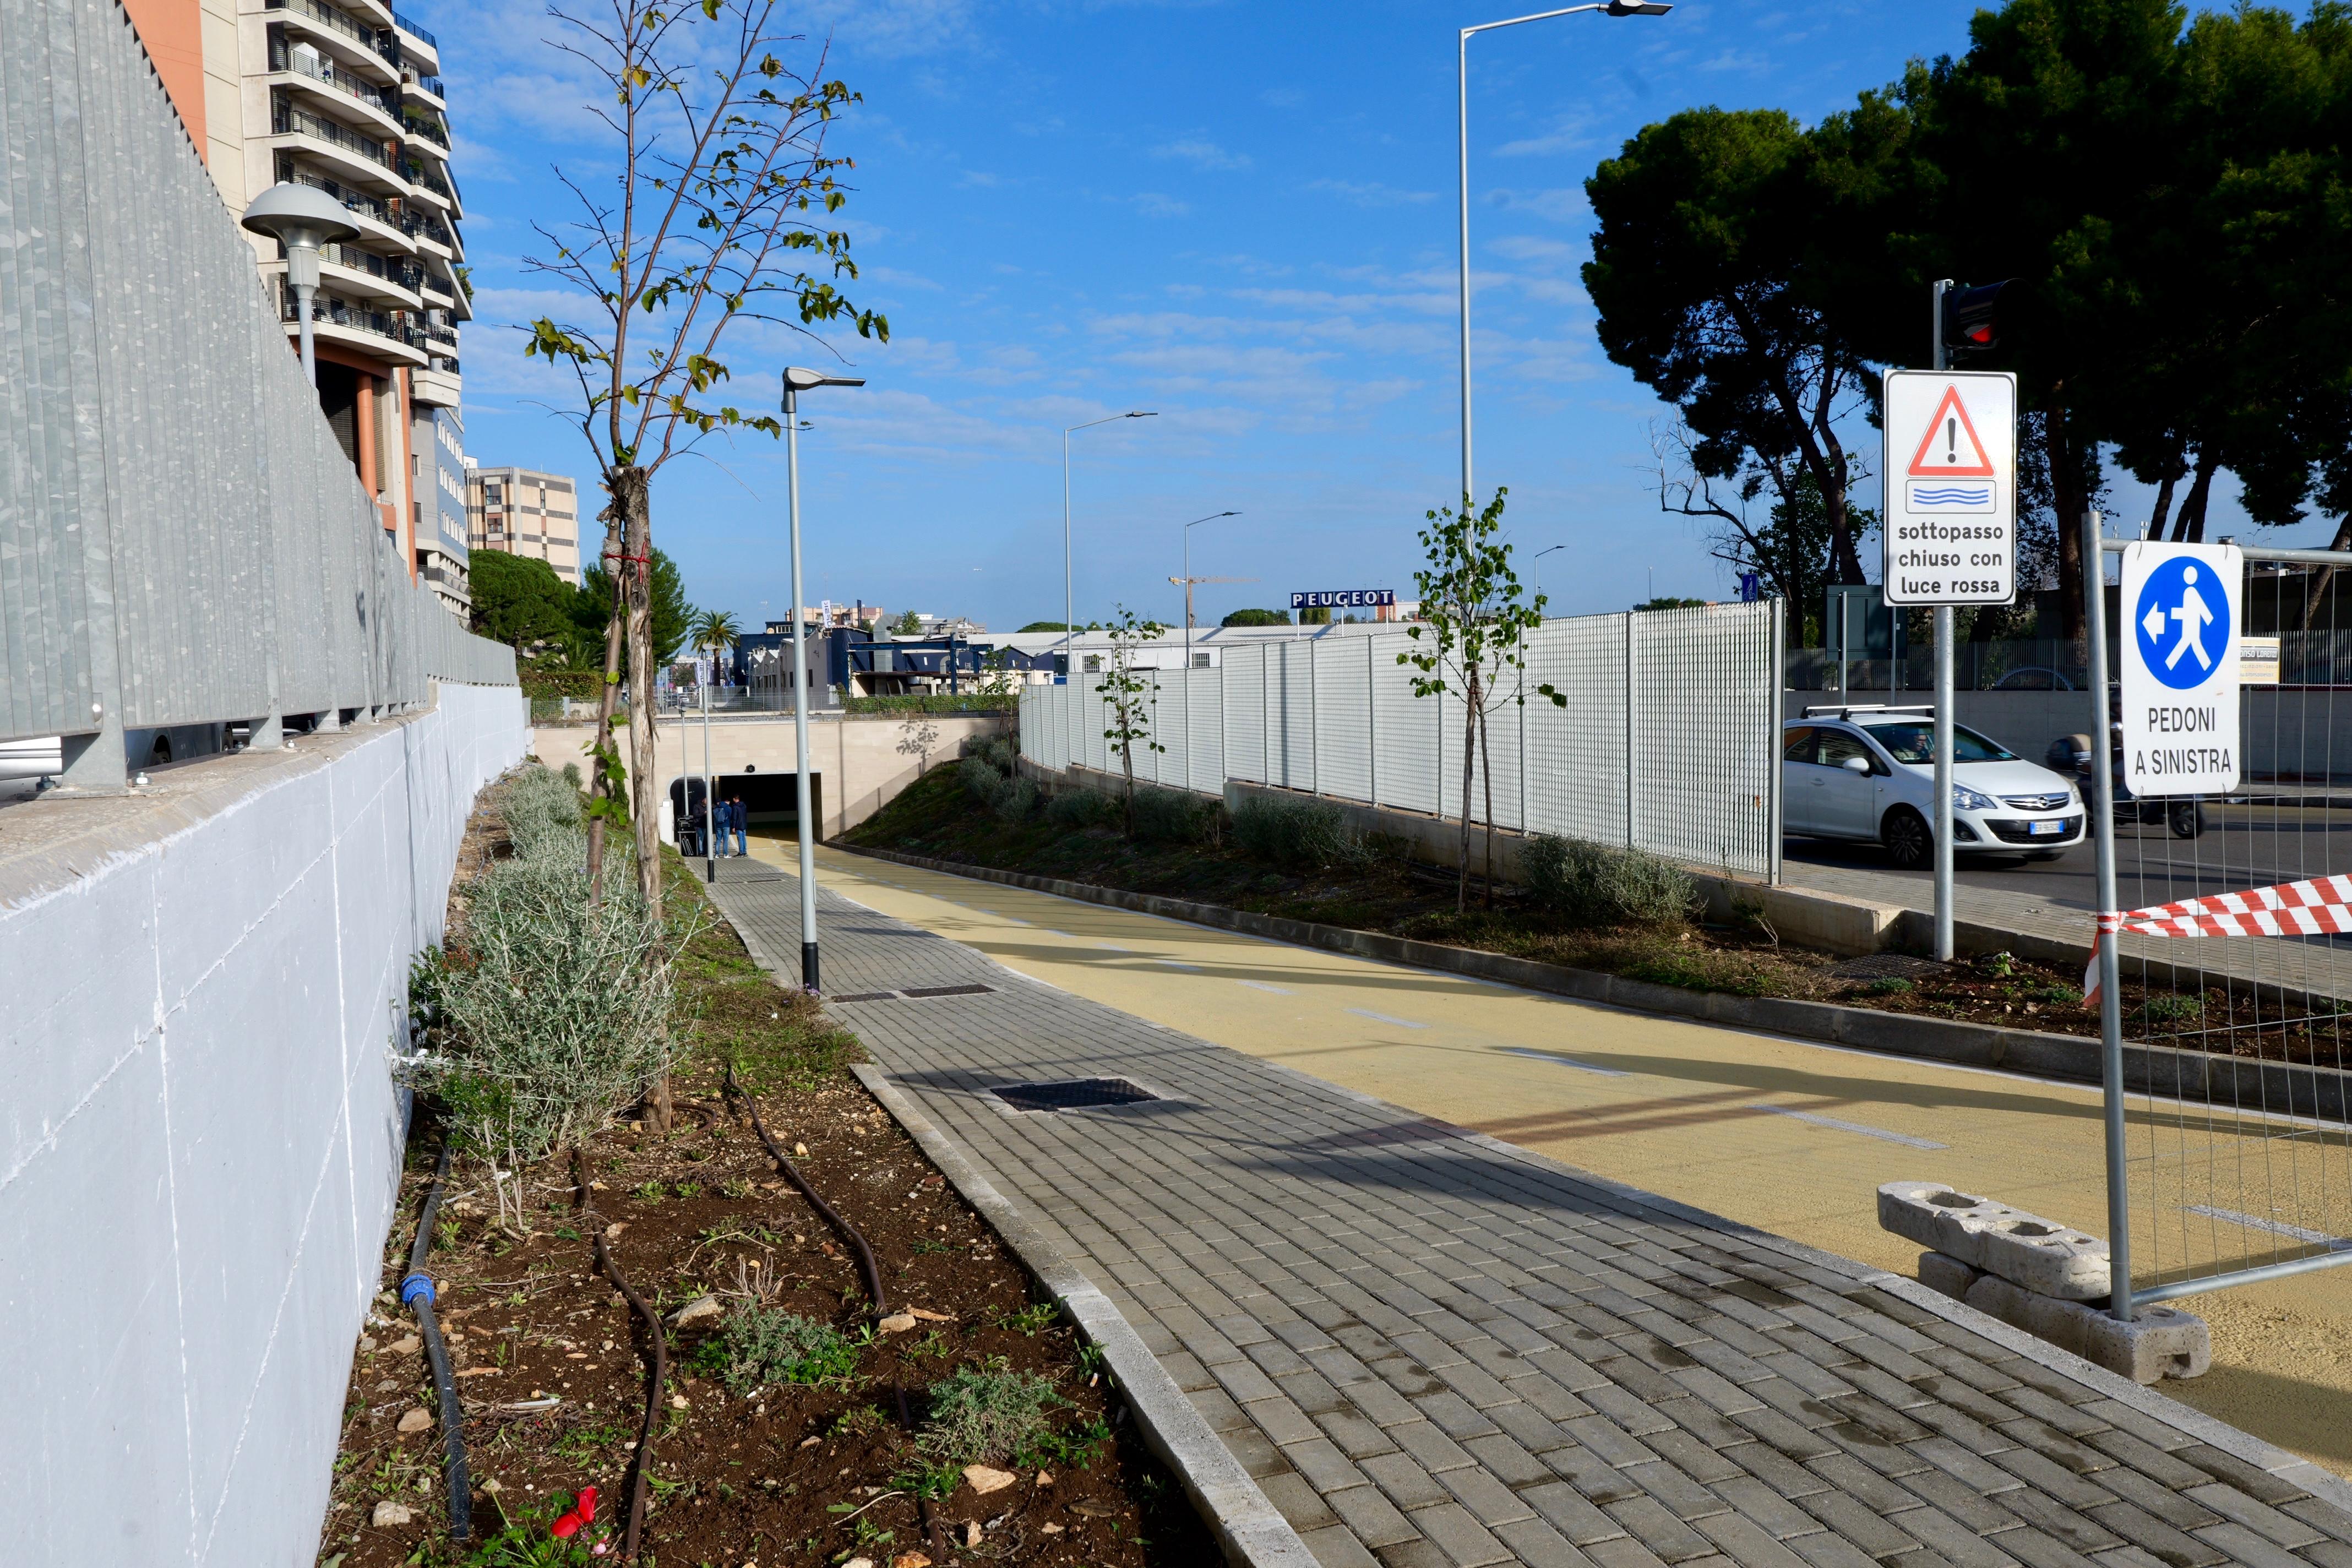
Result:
[428, 0, 2306, 633]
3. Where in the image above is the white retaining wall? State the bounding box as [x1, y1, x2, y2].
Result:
[0, 682, 526, 1565]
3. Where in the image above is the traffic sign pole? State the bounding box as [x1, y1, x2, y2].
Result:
[2083, 508, 2133, 1323]
[1930, 280, 1954, 964]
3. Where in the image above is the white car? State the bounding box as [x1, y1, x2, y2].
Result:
[1783, 705, 2086, 868]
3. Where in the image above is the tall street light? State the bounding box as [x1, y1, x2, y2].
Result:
[1179, 510, 1243, 665]
[1532, 542, 1565, 613]
[1064, 411, 1156, 671]
[783, 366, 864, 993]
[1458, 1, 1670, 505]
[242, 182, 357, 385]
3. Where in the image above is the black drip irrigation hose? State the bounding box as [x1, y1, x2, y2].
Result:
[574, 1148, 667, 1564]
[400, 1144, 473, 1544]
[724, 1068, 948, 1558]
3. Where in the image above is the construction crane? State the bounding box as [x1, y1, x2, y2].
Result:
[1168, 575, 1256, 663]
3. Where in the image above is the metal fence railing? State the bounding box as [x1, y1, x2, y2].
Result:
[0, 0, 515, 790]
[1020, 602, 1784, 880]
[2078, 531, 2352, 1322]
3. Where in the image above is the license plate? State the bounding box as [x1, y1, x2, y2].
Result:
[2029, 820, 2062, 836]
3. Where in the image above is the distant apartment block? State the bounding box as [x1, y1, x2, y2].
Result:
[467, 466, 582, 587]
[123, 0, 472, 606]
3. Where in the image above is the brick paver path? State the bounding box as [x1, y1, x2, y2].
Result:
[713, 865, 2352, 1568]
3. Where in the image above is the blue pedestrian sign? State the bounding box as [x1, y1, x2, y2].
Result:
[2119, 542, 2240, 795]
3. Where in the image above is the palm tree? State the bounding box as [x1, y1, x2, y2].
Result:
[691, 608, 741, 686]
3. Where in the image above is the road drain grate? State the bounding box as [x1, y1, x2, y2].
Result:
[902, 983, 994, 998]
[1826, 953, 1953, 982]
[841, 925, 941, 938]
[830, 991, 898, 1003]
[993, 1077, 1161, 1114]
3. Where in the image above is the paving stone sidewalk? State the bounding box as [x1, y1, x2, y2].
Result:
[712, 865, 2352, 1568]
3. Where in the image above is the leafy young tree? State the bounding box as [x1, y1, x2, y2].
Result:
[1219, 607, 1292, 627]
[1401, 487, 1562, 912]
[1093, 605, 1168, 837]
[469, 550, 574, 660]
[522, 0, 886, 917]
[888, 609, 924, 636]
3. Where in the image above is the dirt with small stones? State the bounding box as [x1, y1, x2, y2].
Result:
[315, 783, 1213, 1566]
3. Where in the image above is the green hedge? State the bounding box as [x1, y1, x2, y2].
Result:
[520, 668, 608, 700]
[843, 693, 1018, 715]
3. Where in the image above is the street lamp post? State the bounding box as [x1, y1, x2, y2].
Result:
[1458, 1, 1670, 505]
[782, 367, 865, 993]
[1532, 542, 1565, 613]
[1063, 411, 1156, 673]
[242, 182, 360, 386]
[1180, 510, 1242, 665]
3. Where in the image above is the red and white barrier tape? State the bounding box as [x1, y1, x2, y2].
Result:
[2086, 874, 2352, 1005]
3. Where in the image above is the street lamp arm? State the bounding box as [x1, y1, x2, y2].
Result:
[1065, 410, 1158, 435]
[1462, 3, 1603, 40]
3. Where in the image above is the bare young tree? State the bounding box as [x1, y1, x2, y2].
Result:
[523, 0, 886, 918]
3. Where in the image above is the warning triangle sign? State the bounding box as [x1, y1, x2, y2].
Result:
[1907, 385, 1996, 478]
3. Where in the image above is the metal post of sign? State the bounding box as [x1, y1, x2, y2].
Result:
[1930, 279, 1956, 963]
[702, 672, 716, 883]
[2082, 507, 2133, 1322]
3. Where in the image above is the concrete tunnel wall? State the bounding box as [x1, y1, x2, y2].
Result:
[0, 681, 527, 1565]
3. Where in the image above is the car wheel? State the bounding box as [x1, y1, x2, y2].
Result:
[1882, 807, 1932, 870]
[2169, 802, 2207, 839]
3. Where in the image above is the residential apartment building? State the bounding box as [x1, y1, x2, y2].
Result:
[467, 467, 583, 587]
[122, 0, 472, 610]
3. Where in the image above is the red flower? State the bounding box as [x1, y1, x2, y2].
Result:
[551, 1511, 581, 1539]
[576, 1485, 598, 1523]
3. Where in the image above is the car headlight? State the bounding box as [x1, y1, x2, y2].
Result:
[1953, 785, 1999, 812]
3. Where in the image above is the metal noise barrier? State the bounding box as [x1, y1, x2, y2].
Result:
[1019, 602, 1785, 883]
[2088, 533, 2352, 1313]
[0, 0, 516, 783]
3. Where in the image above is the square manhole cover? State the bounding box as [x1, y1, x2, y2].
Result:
[993, 1077, 1161, 1114]
[830, 991, 898, 1003]
[1827, 954, 1952, 982]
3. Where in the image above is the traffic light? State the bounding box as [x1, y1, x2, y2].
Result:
[1940, 279, 2019, 356]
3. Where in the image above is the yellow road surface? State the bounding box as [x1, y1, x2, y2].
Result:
[758, 839, 2352, 1475]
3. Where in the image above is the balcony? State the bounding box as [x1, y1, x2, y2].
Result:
[269, 101, 405, 195]
[279, 282, 429, 366]
[402, 110, 448, 150]
[391, 9, 439, 74]
[264, 0, 398, 74]
[411, 361, 462, 408]
[268, 36, 404, 139]
[318, 241, 424, 305]
[276, 164, 422, 252]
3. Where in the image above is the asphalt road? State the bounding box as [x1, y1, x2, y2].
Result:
[1785, 802, 2352, 910]
[773, 838, 2352, 1479]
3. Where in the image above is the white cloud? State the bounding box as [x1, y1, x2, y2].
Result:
[1153, 139, 1251, 172]
[1308, 179, 1438, 208]
[1129, 192, 1193, 219]
[1484, 187, 1589, 222]
[1495, 114, 1598, 160]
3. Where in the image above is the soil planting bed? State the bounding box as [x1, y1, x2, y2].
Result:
[317, 789, 1213, 1567]
[851, 763, 2352, 1069]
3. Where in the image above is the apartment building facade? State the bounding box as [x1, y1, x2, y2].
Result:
[467, 467, 583, 588]
[122, 0, 473, 613]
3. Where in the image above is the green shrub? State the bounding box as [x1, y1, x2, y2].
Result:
[1520, 834, 1695, 927]
[2143, 993, 2202, 1027]
[995, 776, 1040, 821]
[695, 1306, 861, 1393]
[1232, 794, 1369, 870]
[416, 776, 686, 1162]
[918, 1358, 1067, 1467]
[970, 734, 1020, 775]
[1130, 785, 1216, 845]
[1046, 787, 1121, 830]
[958, 755, 1008, 807]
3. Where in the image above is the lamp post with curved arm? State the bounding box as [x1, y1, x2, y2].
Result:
[1180, 510, 1243, 665]
[1457, 2, 1671, 507]
[1063, 411, 1156, 672]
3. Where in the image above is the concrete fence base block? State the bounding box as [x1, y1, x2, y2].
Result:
[1963, 1275, 2212, 1383]
[1879, 1180, 2111, 1300]
[1918, 1251, 1983, 1302]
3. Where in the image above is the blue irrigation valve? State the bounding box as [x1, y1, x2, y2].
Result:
[400, 1271, 437, 1308]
